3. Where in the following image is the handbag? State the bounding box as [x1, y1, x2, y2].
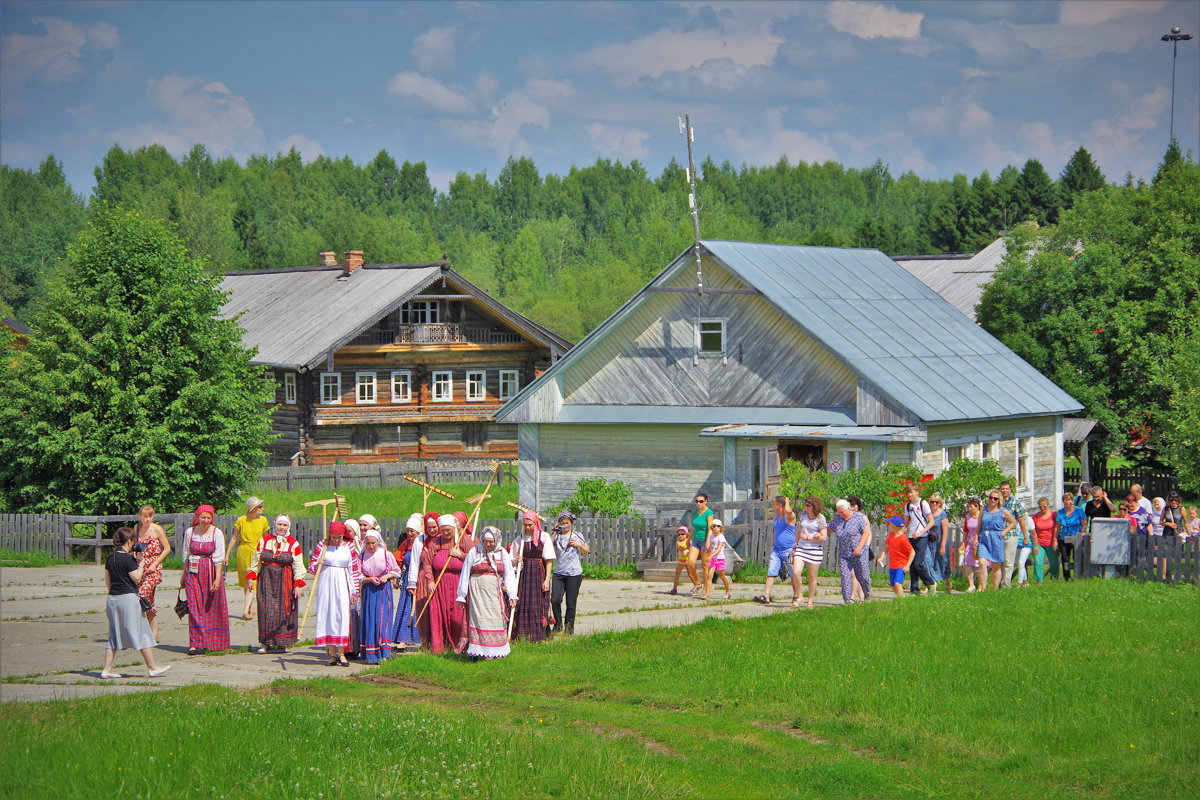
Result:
[139, 596, 153, 613]
[174, 589, 189, 619]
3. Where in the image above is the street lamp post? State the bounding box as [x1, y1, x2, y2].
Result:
[1161, 27, 1194, 144]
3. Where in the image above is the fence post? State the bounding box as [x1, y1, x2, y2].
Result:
[379, 464, 386, 488]
[334, 465, 341, 490]
[287, 468, 294, 492]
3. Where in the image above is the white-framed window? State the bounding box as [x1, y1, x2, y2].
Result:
[356, 372, 376, 404]
[432, 370, 453, 402]
[944, 445, 964, 468]
[264, 370, 277, 400]
[842, 449, 860, 471]
[696, 318, 725, 355]
[391, 370, 412, 403]
[400, 300, 439, 324]
[320, 373, 341, 405]
[466, 371, 486, 402]
[284, 372, 297, 404]
[981, 439, 999, 462]
[1017, 437, 1032, 489]
[498, 370, 520, 400]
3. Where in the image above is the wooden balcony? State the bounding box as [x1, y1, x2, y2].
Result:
[349, 324, 524, 347]
[312, 401, 506, 426]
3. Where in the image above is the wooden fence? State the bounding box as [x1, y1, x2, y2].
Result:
[1063, 467, 1178, 500]
[1064, 533, 1199, 584]
[254, 459, 516, 491]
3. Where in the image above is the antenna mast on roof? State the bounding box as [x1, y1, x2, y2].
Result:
[680, 115, 703, 294]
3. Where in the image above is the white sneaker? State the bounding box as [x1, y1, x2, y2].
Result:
[148, 665, 172, 678]
[965, 586, 976, 594]
[99, 670, 119, 679]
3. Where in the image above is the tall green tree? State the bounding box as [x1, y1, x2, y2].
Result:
[1059, 146, 1106, 207]
[1018, 158, 1061, 225]
[0, 207, 273, 513]
[977, 156, 1200, 468]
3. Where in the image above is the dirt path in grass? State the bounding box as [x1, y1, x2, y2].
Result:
[1, 564, 878, 703]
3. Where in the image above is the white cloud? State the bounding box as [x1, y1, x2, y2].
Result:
[0, 17, 120, 89]
[574, 25, 783, 85]
[825, 0, 923, 40]
[960, 102, 994, 135]
[0, 139, 41, 165]
[276, 133, 323, 161]
[412, 24, 459, 72]
[961, 67, 989, 80]
[109, 73, 263, 157]
[723, 108, 839, 166]
[441, 79, 575, 157]
[933, 19, 1034, 67]
[66, 102, 94, 123]
[387, 71, 475, 116]
[585, 123, 651, 159]
[1058, 1, 1166, 27]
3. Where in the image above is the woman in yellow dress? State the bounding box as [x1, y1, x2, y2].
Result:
[229, 497, 269, 620]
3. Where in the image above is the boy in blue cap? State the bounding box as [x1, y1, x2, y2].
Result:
[876, 515, 915, 599]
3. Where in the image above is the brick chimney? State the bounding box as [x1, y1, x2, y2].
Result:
[343, 250, 364, 275]
[318, 251, 338, 268]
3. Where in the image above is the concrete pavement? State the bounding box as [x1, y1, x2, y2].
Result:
[0, 565, 867, 703]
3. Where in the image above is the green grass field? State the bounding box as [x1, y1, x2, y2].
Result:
[221, 483, 522, 524]
[2, 580, 1195, 799]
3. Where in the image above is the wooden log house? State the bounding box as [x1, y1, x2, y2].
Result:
[220, 251, 570, 465]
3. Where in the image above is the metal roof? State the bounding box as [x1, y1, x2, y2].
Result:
[894, 237, 1007, 322]
[1063, 417, 1108, 443]
[700, 240, 1082, 423]
[701, 424, 927, 442]
[220, 263, 570, 370]
[555, 405, 856, 426]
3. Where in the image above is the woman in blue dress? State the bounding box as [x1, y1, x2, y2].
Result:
[390, 513, 424, 649]
[977, 490, 1016, 591]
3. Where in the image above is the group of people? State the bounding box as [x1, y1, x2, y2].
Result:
[103, 499, 594, 670]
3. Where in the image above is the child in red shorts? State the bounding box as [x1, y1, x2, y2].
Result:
[876, 515, 915, 598]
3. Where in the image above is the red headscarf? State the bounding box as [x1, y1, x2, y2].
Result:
[453, 510, 472, 536]
[328, 520, 350, 541]
[522, 510, 543, 546]
[192, 504, 216, 529]
[423, 513, 440, 538]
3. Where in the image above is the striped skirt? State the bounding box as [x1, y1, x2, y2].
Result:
[514, 558, 550, 642]
[359, 581, 394, 664]
[791, 541, 824, 566]
[391, 579, 420, 646]
[464, 571, 511, 659]
[256, 559, 297, 648]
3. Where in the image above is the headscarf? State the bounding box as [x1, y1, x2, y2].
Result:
[363, 530, 383, 545]
[437, 514, 457, 529]
[360, 530, 394, 576]
[423, 513, 440, 536]
[273, 515, 291, 538]
[557, 511, 578, 523]
[480, 526, 499, 551]
[453, 510, 472, 536]
[359, 513, 379, 532]
[328, 520, 349, 542]
[522, 510, 543, 546]
[192, 504, 216, 529]
[342, 518, 361, 542]
[404, 513, 424, 533]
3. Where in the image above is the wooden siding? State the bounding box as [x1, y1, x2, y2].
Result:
[562, 259, 856, 409]
[267, 406, 301, 464]
[502, 374, 563, 424]
[533, 424, 726, 514]
[919, 417, 1059, 505]
[518, 424, 540, 509]
[857, 378, 918, 426]
[307, 421, 517, 464]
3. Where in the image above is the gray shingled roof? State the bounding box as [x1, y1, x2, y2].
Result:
[700, 240, 1081, 423]
[219, 263, 570, 370]
[894, 237, 1006, 322]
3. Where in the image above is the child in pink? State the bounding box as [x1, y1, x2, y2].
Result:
[703, 519, 733, 601]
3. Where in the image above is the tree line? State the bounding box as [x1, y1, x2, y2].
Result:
[3, 144, 1105, 341]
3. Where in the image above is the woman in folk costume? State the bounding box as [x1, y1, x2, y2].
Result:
[342, 518, 363, 659]
[358, 530, 400, 664]
[456, 526, 518, 659]
[510, 511, 555, 642]
[179, 504, 230, 655]
[390, 513, 425, 649]
[414, 519, 441, 650]
[425, 514, 475, 654]
[309, 520, 362, 667]
[246, 515, 306, 654]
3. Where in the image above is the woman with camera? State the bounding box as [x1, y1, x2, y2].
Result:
[180, 504, 230, 655]
[551, 512, 589, 635]
[100, 527, 171, 679]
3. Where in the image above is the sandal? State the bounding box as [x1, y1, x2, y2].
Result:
[329, 658, 339, 666]
[753, 595, 770, 604]
[187, 648, 199, 656]
[806, 600, 814, 609]
[791, 598, 800, 608]
[724, 593, 733, 601]
[337, 659, 350, 667]
[668, 588, 678, 595]
[256, 646, 267, 654]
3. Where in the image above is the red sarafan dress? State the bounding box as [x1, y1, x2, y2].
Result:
[182, 525, 230, 651]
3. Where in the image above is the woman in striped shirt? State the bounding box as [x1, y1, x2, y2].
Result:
[789, 496, 828, 609]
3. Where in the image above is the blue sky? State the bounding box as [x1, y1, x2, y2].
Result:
[2, 0, 1198, 196]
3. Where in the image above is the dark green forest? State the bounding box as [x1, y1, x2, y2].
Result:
[3, 144, 1102, 341]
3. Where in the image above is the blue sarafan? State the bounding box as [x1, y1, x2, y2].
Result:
[497, 240, 1083, 516]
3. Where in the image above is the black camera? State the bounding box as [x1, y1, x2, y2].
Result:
[131, 542, 146, 553]
[553, 524, 566, 533]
